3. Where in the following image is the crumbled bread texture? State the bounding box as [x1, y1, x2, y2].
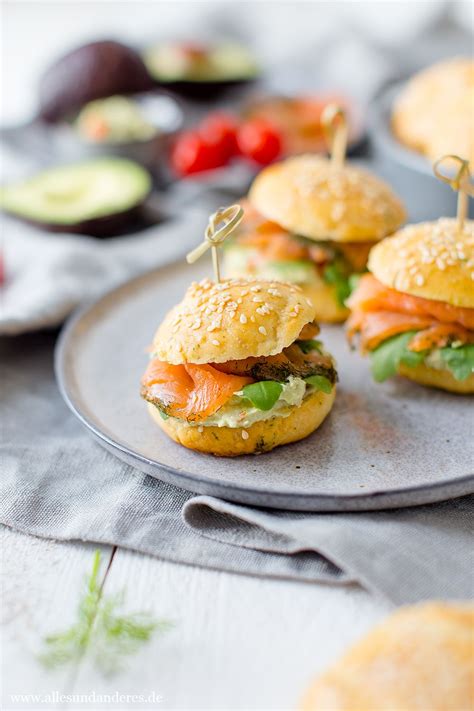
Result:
[369, 218, 474, 308]
[392, 57, 474, 164]
[248, 155, 406, 242]
[152, 278, 316, 364]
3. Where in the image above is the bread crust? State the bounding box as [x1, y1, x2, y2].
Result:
[147, 386, 336, 456]
[221, 258, 349, 323]
[397, 362, 474, 394]
[301, 602, 474, 710]
[392, 57, 474, 164]
[302, 281, 349, 323]
[152, 278, 315, 365]
[248, 155, 406, 243]
[368, 219, 474, 308]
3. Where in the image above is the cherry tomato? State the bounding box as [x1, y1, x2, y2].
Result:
[200, 112, 239, 160]
[170, 130, 227, 177]
[237, 119, 282, 165]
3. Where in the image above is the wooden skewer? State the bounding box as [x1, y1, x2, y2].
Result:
[186, 204, 244, 283]
[433, 154, 473, 232]
[321, 104, 348, 169]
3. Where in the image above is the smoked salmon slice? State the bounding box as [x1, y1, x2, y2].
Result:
[408, 323, 474, 352]
[141, 360, 253, 422]
[347, 274, 474, 351]
[347, 310, 435, 351]
[239, 231, 308, 261]
[348, 274, 474, 330]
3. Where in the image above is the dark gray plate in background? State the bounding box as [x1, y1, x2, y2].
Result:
[371, 81, 473, 222]
[55, 261, 473, 511]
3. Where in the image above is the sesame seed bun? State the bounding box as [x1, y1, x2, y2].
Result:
[220, 257, 349, 323]
[152, 278, 316, 365]
[368, 219, 474, 308]
[147, 385, 335, 456]
[397, 362, 474, 394]
[248, 155, 406, 243]
[392, 58, 474, 164]
[300, 602, 474, 711]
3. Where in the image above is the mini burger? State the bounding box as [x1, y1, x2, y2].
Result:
[140, 278, 337, 456]
[347, 218, 474, 393]
[222, 155, 406, 323]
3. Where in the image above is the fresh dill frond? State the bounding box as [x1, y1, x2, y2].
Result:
[39, 550, 172, 676]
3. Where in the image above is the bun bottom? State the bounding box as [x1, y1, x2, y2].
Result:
[397, 362, 474, 394]
[147, 387, 336, 456]
[302, 282, 349, 323]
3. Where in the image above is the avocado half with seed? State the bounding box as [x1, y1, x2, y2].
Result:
[0, 157, 152, 238]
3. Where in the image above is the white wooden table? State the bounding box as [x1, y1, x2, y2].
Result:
[1, 525, 392, 710]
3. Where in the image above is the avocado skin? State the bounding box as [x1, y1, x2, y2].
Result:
[14, 204, 148, 239]
[151, 78, 256, 102]
[39, 40, 154, 123]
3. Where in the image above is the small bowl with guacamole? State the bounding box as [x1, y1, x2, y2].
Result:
[143, 41, 260, 100]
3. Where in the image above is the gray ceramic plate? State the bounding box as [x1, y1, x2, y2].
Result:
[56, 261, 474, 511]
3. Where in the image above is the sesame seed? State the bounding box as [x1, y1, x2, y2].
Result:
[198, 426, 204, 433]
[212, 339, 220, 346]
[241, 430, 249, 440]
[259, 326, 267, 336]
[240, 314, 247, 324]
[414, 274, 425, 286]
[252, 296, 263, 302]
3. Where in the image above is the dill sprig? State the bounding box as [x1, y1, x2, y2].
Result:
[39, 550, 172, 676]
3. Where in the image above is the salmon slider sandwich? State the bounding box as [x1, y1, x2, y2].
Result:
[140, 278, 337, 456]
[347, 219, 474, 393]
[223, 106, 406, 323]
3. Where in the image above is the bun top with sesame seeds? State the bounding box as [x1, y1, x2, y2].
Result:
[248, 155, 406, 243]
[152, 278, 316, 365]
[368, 218, 474, 308]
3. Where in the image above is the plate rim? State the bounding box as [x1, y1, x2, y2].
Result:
[55, 265, 474, 512]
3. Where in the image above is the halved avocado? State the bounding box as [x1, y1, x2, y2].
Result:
[39, 40, 154, 123]
[144, 42, 259, 101]
[0, 158, 152, 238]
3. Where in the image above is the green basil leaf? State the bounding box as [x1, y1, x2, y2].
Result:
[440, 344, 474, 381]
[304, 375, 333, 393]
[297, 339, 323, 354]
[240, 381, 283, 411]
[323, 263, 351, 306]
[369, 331, 426, 382]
